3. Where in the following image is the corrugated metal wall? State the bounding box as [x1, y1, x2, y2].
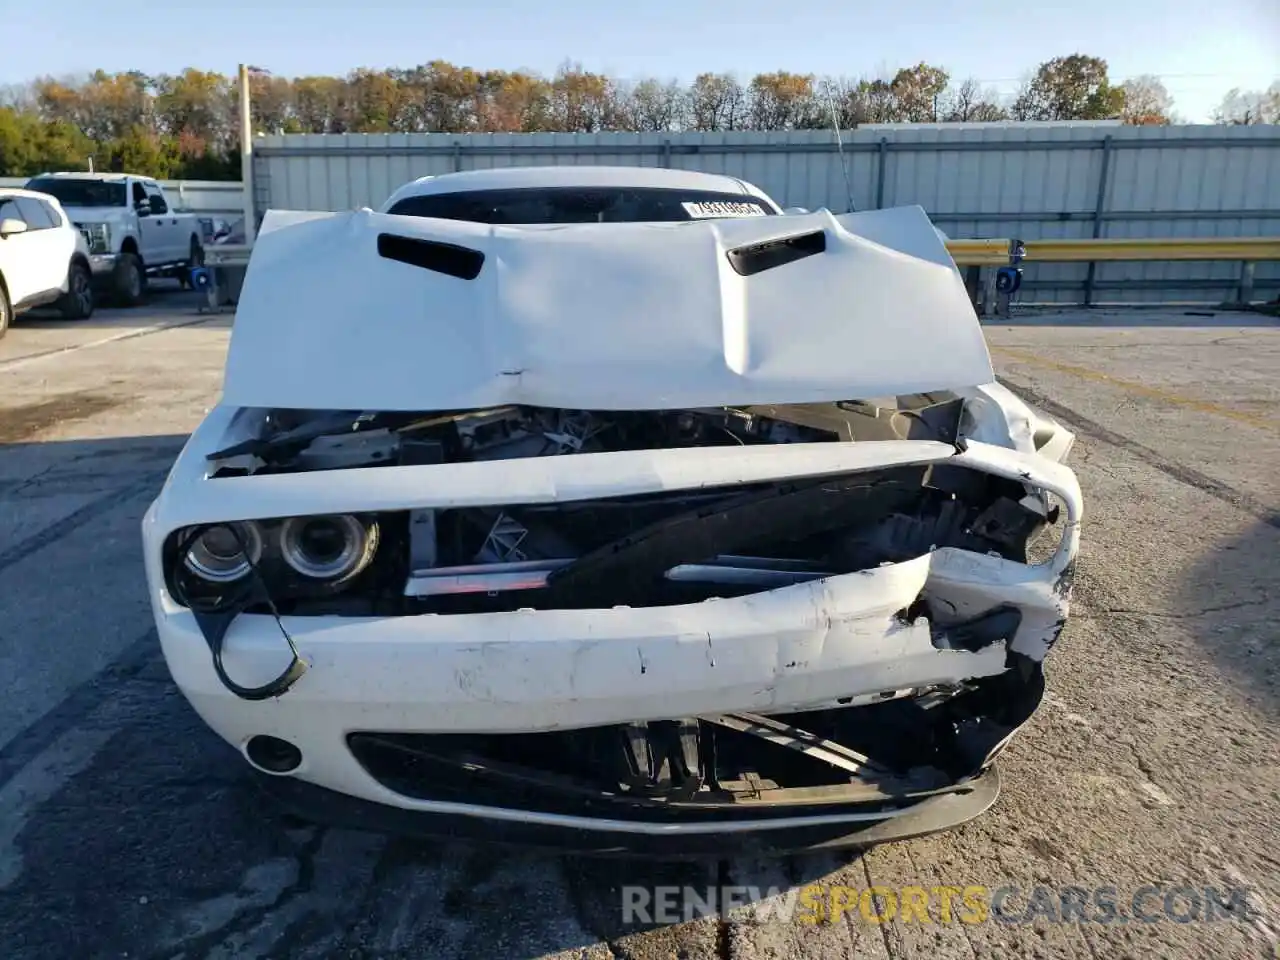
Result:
[252, 124, 1280, 304]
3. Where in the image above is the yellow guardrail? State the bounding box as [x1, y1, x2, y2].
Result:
[947, 236, 1280, 266]
[945, 240, 1013, 266]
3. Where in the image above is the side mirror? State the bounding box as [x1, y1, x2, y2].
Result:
[0, 218, 28, 238]
[135, 200, 151, 217]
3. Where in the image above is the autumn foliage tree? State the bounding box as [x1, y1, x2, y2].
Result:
[1, 55, 1244, 179]
[1012, 55, 1125, 121]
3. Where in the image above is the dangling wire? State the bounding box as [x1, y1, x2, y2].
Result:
[174, 523, 309, 701]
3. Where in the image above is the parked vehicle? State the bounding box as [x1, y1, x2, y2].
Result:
[0, 187, 94, 337]
[143, 167, 1080, 855]
[24, 173, 204, 306]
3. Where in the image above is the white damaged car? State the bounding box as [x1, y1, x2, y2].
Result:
[143, 167, 1080, 856]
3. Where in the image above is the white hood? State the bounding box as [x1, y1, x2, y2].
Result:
[221, 205, 993, 411]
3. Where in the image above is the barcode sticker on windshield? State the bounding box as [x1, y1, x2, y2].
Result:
[681, 201, 768, 219]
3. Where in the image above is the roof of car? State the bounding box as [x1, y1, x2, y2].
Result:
[0, 187, 68, 205]
[27, 172, 150, 182]
[380, 165, 778, 211]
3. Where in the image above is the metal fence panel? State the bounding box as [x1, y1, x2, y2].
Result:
[218, 124, 1280, 303]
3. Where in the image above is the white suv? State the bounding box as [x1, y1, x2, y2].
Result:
[0, 188, 94, 338]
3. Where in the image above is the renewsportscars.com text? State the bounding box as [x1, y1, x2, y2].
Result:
[621, 884, 1260, 927]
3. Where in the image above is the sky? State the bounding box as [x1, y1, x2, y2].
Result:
[1, 0, 1277, 122]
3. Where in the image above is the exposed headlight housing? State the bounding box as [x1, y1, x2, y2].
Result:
[183, 521, 263, 582]
[164, 513, 386, 610]
[279, 514, 379, 583]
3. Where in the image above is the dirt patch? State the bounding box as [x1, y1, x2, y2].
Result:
[0, 392, 125, 444]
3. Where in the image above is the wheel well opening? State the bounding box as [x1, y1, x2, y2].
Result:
[121, 237, 139, 256]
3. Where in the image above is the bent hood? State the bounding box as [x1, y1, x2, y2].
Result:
[221, 204, 993, 411]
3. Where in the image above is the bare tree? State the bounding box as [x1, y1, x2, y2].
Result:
[0, 83, 35, 111]
[942, 78, 1008, 122]
[621, 78, 687, 131]
[1119, 75, 1175, 125]
[688, 73, 748, 131]
[1212, 82, 1280, 124]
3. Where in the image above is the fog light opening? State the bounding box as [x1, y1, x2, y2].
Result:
[245, 735, 302, 775]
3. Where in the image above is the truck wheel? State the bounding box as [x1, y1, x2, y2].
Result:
[0, 282, 10, 340]
[58, 261, 95, 320]
[114, 253, 146, 307]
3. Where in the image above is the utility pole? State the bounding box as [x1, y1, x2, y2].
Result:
[238, 64, 256, 246]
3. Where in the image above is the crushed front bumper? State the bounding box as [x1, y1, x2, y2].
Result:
[253, 763, 1004, 857]
[145, 434, 1080, 850]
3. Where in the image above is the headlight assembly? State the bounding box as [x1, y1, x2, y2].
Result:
[183, 521, 263, 582]
[77, 222, 111, 254]
[165, 513, 386, 609]
[279, 514, 379, 583]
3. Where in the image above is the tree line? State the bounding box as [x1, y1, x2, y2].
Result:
[1, 54, 1275, 180]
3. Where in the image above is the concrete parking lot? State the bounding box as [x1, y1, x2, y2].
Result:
[0, 290, 1277, 959]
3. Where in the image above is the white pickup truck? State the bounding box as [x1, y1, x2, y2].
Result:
[24, 173, 204, 306]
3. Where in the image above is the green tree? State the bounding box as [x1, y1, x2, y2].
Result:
[106, 125, 177, 177]
[0, 107, 35, 174]
[1012, 55, 1124, 120]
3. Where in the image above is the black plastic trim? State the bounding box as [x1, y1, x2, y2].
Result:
[251, 764, 1001, 858]
[726, 230, 826, 277]
[376, 233, 485, 280]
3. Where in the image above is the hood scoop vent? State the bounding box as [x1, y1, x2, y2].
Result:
[725, 229, 826, 277]
[377, 233, 485, 280]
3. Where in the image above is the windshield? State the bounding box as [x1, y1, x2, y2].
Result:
[25, 178, 127, 208]
[385, 186, 776, 224]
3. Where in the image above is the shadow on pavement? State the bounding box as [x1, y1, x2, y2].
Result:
[1177, 518, 1280, 716]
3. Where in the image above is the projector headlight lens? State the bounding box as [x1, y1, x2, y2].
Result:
[183, 522, 263, 582]
[279, 514, 378, 582]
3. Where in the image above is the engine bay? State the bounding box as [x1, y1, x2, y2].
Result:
[166, 397, 1056, 619]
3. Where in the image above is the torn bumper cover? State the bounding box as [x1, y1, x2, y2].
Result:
[144, 429, 1079, 854]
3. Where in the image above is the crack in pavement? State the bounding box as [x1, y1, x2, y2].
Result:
[861, 857, 895, 959]
[998, 377, 1280, 531]
[1081, 598, 1273, 620]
